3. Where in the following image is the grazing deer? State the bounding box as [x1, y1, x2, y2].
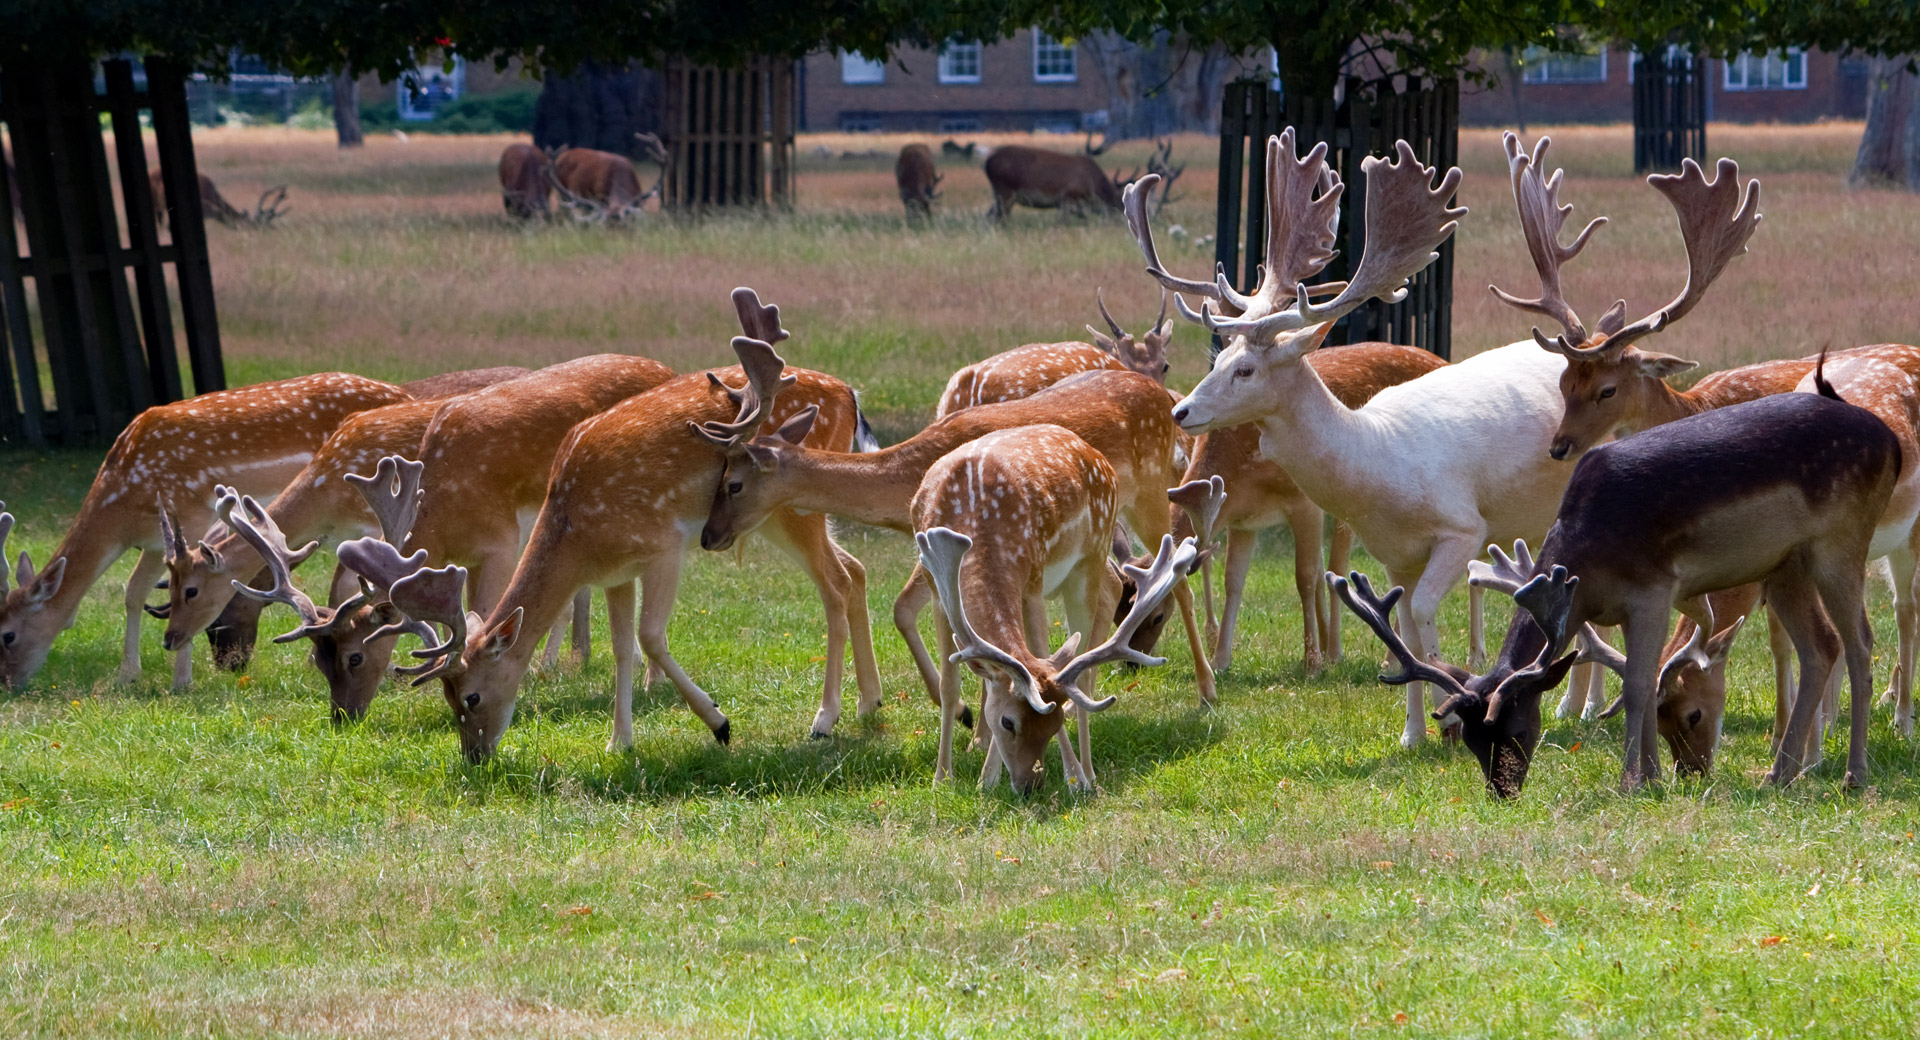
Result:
[0, 374, 411, 688]
[149, 169, 288, 228]
[393, 296, 879, 757]
[1133, 130, 1588, 748]
[984, 145, 1127, 221]
[549, 136, 667, 223]
[935, 290, 1173, 418]
[702, 367, 1216, 706]
[895, 143, 941, 218]
[497, 143, 552, 219]
[911, 427, 1204, 792]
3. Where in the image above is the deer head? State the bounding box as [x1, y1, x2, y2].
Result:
[1143, 131, 1463, 433]
[0, 503, 70, 687]
[698, 290, 811, 552]
[1489, 133, 1760, 458]
[1086, 288, 1173, 382]
[920, 527, 1196, 794]
[157, 497, 238, 650]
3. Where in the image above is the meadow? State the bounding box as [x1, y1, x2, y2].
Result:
[2, 123, 1919, 1037]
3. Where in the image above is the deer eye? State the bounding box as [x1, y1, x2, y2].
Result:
[1687, 708, 1703, 727]
[1598, 386, 1616, 400]
[1161, 362, 1170, 375]
[184, 587, 199, 600]
[466, 693, 481, 708]
[1233, 364, 1254, 379]
[1, 631, 13, 646]
[347, 652, 365, 669]
[728, 480, 744, 495]
[1000, 716, 1016, 733]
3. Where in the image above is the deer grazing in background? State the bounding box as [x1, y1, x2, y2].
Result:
[548, 134, 668, 223]
[149, 169, 288, 228]
[394, 294, 880, 757]
[935, 290, 1173, 418]
[497, 142, 551, 219]
[702, 366, 1217, 707]
[984, 138, 1182, 222]
[911, 427, 1205, 793]
[0, 374, 411, 688]
[895, 143, 940, 218]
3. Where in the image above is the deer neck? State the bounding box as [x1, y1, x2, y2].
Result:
[1243, 355, 1385, 513]
[33, 502, 146, 632]
[772, 442, 943, 532]
[1641, 379, 1712, 430]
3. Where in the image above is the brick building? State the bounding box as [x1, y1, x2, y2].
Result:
[800, 31, 1109, 133]
[1461, 46, 1869, 126]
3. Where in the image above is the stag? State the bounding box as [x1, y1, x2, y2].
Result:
[548, 134, 668, 223]
[497, 143, 551, 219]
[149, 170, 288, 228]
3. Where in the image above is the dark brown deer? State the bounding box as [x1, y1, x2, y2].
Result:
[984, 145, 1126, 221]
[549, 135, 667, 223]
[895, 143, 940, 217]
[149, 170, 288, 228]
[497, 143, 551, 219]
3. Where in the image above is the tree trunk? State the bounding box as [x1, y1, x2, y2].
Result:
[331, 70, 363, 148]
[1851, 56, 1920, 188]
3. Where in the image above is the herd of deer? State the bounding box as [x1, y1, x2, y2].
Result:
[496, 134, 671, 223]
[896, 132, 1187, 222]
[5, 125, 1917, 799]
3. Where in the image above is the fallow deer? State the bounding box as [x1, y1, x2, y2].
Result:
[0, 373, 411, 688]
[392, 296, 880, 757]
[895, 143, 940, 218]
[497, 143, 551, 220]
[934, 291, 1174, 419]
[911, 426, 1204, 793]
[149, 169, 288, 228]
[701, 368, 1216, 706]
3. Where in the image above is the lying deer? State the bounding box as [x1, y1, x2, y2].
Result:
[913, 427, 1202, 793]
[0, 374, 411, 688]
[395, 297, 879, 757]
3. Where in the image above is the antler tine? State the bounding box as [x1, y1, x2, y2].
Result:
[729, 286, 789, 346]
[1095, 287, 1127, 341]
[384, 563, 475, 679]
[335, 537, 430, 598]
[1577, 622, 1627, 675]
[343, 455, 425, 547]
[1325, 571, 1473, 699]
[156, 494, 189, 566]
[1467, 539, 1539, 596]
[1208, 139, 1461, 344]
[1512, 564, 1580, 659]
[219, 491, 328, 641]
[915, 528, 1049, 714]
[0, 504, 13, 595]
[1122, 175, 1223, 316]
[1056, 535, 1199, 700]
[1168, 476, 1227, 547]
[692, 335, 797, 449]
[545, 164, 605, 224]
[1488, 133, 1605, 353]
[1606, 157, 1762, 352]
[1254, 128, 1344, 306]
[252, 185, 289, 225]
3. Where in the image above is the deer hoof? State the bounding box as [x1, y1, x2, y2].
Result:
[712, 719, 731, 746]
[1844, 769, 1866, 790]
[808, 729, 831, 741]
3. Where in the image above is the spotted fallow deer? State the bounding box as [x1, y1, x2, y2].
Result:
[1133, 130, 1597, 748]
[391, 297, 880, 758]
[0, 373, 411, 688]
[935, 291, 1174, 419]
[701, 367, 1215, 706]
[912, 426, 1205, 793]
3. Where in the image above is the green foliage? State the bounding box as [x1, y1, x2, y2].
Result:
[357, 86, 538, 136]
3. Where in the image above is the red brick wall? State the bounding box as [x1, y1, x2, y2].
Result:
[802, 31, 1108, 132]
[1460, 47, 1866, 127]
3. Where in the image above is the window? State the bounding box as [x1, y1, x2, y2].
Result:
[839, 115, 883, 133]
[841, 52, 885, 85]
[1725, 48, 1807, 90]
[1521, 45, 1607, 84]
[396, 56, 464, 120]
[938, 116, 984, 134]
[939, 41, 982, 84]
[1033, 32, 1076, 82]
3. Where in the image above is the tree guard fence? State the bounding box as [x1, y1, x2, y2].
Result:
[1215, 76, 1459, 359]
[1633, 48, 1707, 173]
[1, 55, 223, 448]
[661, 57, 795, 209]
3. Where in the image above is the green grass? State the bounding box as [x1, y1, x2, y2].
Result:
[5, 124, 1920, 1037]
[5, 444, 1920, 1038]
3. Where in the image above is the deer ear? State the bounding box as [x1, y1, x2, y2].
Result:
[773, 405, 817, 446]
[1703, 615, 1749, 664]
[746, 443, 780, 473]
[367, 601, 405, 627]
[1632, 351, 1697, 380]
[24, 555, 64, 604]
[483, 608, 523, 658]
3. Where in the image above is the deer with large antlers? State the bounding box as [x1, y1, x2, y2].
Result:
[0, 374, 412, 689]
[399, 295, 879, 758]
[1134, 130, 1600, 747]
[703, 366, 1216, 706]
[912, 425, 1203, 793]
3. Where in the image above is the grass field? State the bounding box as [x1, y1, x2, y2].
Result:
[3, 124, 1920, 1038]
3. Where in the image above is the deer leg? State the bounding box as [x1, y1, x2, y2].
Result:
[1764, 563, 1842, 785]
[636, 553, 730, 744]
[830, 541, 882, 717]
[931, 603, 958, 783]
[570, 588, 592, 665]
[1403, 535, 1481, 747]
[1812, 547, 1876, 787]
[1212, 528, 1257, 673]
[894, 566, 944, 710]
[763, 513, 865, 736]
[1618, 603, 1672, 791]
[121, 550, 167, 685]
[1286, 504, 1325, 672]
[1325, 521, 1354, 664]
[1766, 600, 1795, 755]
[1898, 542, 1920, 737]
[539, 608, 568, 672]
[605, 579, 638, 752]
[1468, 584, 1487, 672]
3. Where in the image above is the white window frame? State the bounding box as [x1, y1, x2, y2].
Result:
[1725, 48, 1807, 91]
[939, 41, 982, 84]
[840, 52, 885, 85]
[1032, 32, 1077, 83]
[1520, 45, 1608, 85]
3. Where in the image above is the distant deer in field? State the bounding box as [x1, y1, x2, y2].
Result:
[895, 144, 941, 218]
[548, 134, 669, 223]
[497, 143, 551, 219]
[985, 144, 1127, 221]
[149, 169, 288, 228]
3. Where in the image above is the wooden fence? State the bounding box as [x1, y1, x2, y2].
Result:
[1633, 49, 1707, 172]
[0, 56, 222, 448]
[1215, 76, 1458, 359]
[661, 57, 795, 209]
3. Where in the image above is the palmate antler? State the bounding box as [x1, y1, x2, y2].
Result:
[690, 330, 803, 452]
[1466, 539, 1539, 596]
[218, 489, 334, 643]
[1054, 534, 1199, 696]
[342, 455, 424, 546]
[0, 504, 14, 595]
[916, 527, 1049, 714]
[1488, 133, 1607, 354]
[1327, 570, 1479, 720]
[1602, 157, 1763, 354]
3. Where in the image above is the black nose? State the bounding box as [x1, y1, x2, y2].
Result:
[701, 526, 732, 552]
[1548, 440, 1571, 461]
[1172, 405, 1190, 425]
[161, 632, 181, 651]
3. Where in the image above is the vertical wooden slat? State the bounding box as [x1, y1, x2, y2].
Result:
[4, 65, 81, 443]
[103, 60, 182, 406]
[36, 64, 119, 433]
[147, 56, 223, 394]
[0, 133, 37, 445]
